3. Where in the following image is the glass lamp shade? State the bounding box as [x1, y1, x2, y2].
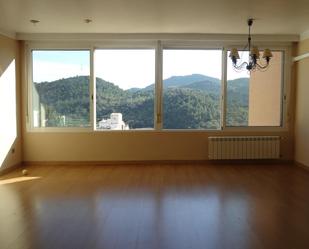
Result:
[229, 48, 240, 59]
[263, 48, 273, 59]
[250, 47, 260, 58]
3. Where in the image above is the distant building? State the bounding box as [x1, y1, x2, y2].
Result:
[98, 113, 129, 130]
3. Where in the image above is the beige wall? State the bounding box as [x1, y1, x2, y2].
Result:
[0, 37, 298, 166]
[22, 131, 293, 162]
[295, 39, 309, 167]
[20, 42, 294, 163]
[249, 52, 282, 126]
[21, 49, 294, 163]
[0, 34, 22, 172]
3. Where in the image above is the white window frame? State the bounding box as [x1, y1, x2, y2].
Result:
[223, 45, 291, 132]
[160, 45, 224, 131]
[25, 39, 292, 133]
[27, 43, 94, 132]
[93, 44, 157, 132]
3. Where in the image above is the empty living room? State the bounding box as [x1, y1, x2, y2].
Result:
[1, 0, 309, 248]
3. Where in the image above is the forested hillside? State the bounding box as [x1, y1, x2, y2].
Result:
[34, 74, 249, 129]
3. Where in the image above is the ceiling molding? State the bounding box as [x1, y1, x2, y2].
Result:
[0, 29, 16, 40]
[16, 33, 299, 42]
[300, 30, 309, 41]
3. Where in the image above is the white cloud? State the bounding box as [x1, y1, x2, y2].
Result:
[95, 50, 155, 89]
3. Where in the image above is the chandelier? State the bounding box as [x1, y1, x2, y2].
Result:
[229, 18, 273, 72]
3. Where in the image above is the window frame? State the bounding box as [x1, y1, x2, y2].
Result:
[223, 45, 290, 132]
[160, 46, 224, 131]
[28, 46, 93, 132]
[93, 46, 157, 131]
[26, 40, 291, 133]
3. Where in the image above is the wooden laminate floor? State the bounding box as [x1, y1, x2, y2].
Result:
[1, 163, 309, 249]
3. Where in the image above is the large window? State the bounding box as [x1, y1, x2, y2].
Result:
[31, 50, 90, 128]
[226, 51, 283, 127]
[94, 49, 155, 130]
[163, 49, 222, 129]
[29, 44, 287, 131]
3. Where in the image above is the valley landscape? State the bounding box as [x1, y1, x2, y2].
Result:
[34, 74, 249, 129]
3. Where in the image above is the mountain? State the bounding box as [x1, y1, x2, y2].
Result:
[33, 74, 249, 129]
[228, 78, 249, 96]
[141, 74, 221, 91]
[126, 87, 141, 93]
[34, 76, 91, 127]
[163, 88, 220, 129]
[164, 74, 220, 87]
[180, 80, 221, 94]
[226, 78, 249, 126]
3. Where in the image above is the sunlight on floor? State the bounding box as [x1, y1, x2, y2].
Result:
[0, 176, 41, 186]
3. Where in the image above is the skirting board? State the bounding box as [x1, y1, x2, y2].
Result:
[22, 160, 217, 167]
[22, 159, 293, 167]
[0, 162, 22, 176]
[295, 161, 309, 171]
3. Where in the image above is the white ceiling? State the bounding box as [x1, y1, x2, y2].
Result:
[1, 0, 309, 38]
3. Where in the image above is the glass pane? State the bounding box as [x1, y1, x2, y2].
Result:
[32, 50, 90, 128]
[226, 51, 283, 127]
[95, 49, 155, 130]
[163, 49, 222, 129]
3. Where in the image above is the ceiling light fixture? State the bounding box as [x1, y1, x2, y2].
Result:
[84, 19, 92, 24]
[229, 18, 273, 72]
[30, 19, 40, 25]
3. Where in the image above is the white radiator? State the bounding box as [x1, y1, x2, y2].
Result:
[208, 136, 280, 159]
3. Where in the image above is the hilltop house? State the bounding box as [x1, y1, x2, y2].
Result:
[98, 113, 129, 130]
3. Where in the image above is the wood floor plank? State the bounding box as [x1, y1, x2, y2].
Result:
[1, 163, 309, 249]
